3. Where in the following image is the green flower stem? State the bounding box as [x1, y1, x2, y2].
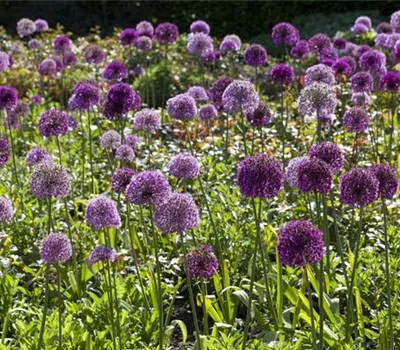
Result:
[56, 264, 62, 350]
[37, 267, 50, 350]
[305, 266, 317, 349]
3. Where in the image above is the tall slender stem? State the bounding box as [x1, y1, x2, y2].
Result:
[202, 279, 208, 336]
[37, 267, 50, 350]
[87, 109, 94, 193]
[6, 113, 20, 188]
[305, 266, 317, 349]
[56, 264, 62, 350]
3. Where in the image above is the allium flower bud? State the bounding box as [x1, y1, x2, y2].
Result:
[271, 22, 299, 47]
[16, 18, 36, 37]
[102, 60, 128, 82]
[297, 157, 332, 194]
[115, 144, 135, 162]
[84, 45, 105, 65]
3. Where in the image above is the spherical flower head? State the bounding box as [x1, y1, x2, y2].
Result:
[30, 161, 71, 199]
[209, 76, 233, 110]
[387, 33, 400, 49]
[332, 60, 352, 77]
[360, 50, 386, 75]
[133, 108, 161, 132]
[308, 142, 343, 173]
[84, 45, 105, 65]
[201, 50, 220, 65]
[352, 23, 369, 36]
[89, 245, 116, 265]
[115, 144, 135, 162]
[154, 192, 199, 234]
[167, 94, 197, 120]
[340, 168, 379, 207]
[101, 130, 121, 150]
[38, 109, 69, 137]
[220, 38, 240, 53]
[350, 72, 373, 93]
[125, 134, 141, 150]
[111, 167, 136, 194]
[379, 72, 400, 93]
[38, 58, 57, 77]
[297, 157, 332, 194]
[308, 33, 331, 56]
[0, 86, 18, 111]
[155, 22, 179, 44]
[290, 40, 310, 59]
[136, 36, 152, 51]
[305, 64, 335, 87]
[394, 41, 400, 61]
[376, 22, 393, 34]
[238, 153, 283, 199]
[0, 197, 13, 223]
[246, 102, 271, 127]
[271, 22, 299, 46]
[126, 170, 171, 205]
[222, 34, 241, 51]
[285, 156, 309, 188]
[186, 245, 218, 278]
[355, 16, 372, 29]
[69, 81, 100, 111]
[34, 19, 48, 32]
[0, 137, 9, 167]
[133, 65, 145, 77]
[16, 18, 36, 37]
[40, 233, 72, 264]
[333, 38, 346, 50]
[390, 10, 400, 33]
[26, 147, 51, 166]
[0, 52, 10, 73]
[243, 44, 267, 66]
[102, 60, 128, 82]
[136, 21, 154, 38]
[343, 107, 369, 133]
[271, 64, 295, 85]
[169, 152, 200, 180]
[199, 104, 218, 120]
[339, 56, 357, 73]
[277, 220, 325, 267]
[187, 33, 214, 56]
[297, 82, 337, 117]
[63, 52, 77, 67]
[103, 83, 141, 120]
[51, 56, 64, 72]
[370, 163, 398, 199]
[190, 20, 210, 35]
[53, 34, 72, 54]
[375, 34, 390, 49]
[186, 86, 209, 101]
[119, 28, 138, 46]
[28, 39, 41, 50]
[319, 111, 334, 128]
[31, 94, 42, 105]
[351, 92, 371, 106]
[86, 195, 121, 230]
[222, 80, 259, 114]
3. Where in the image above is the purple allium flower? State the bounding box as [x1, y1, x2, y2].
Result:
[201, 50, 220, 65]
[30, 161, 71, 199]
[187, 33, 214, 56]
[53, 35, 72, 54]
[270, 64, 295, 85]
[26, 147, 51, 166]
[154, 192, 199, 233]
[186, 86, 209, 101]
[343, 42, 358, 55]
[186, 245, 218, 278]
[308, 33, 331, 55]
[38, 58, 57, 76]
[69, 81, 100, 111]
[84, 45, 105, 65]
[102, 60, 128, 82]
[115, 144, 135, 162]
[375, 34, 390, 49]
[387, 33, 400, 49]
[38, 109, 69, 137]
[350, 72, 373, 94]
[0, 86, 18, 111]
[223, 34, 241, 48]
[5, 101, 28, 130]
[119, 28, 138, 46]
[0, 196, 12, 223]
[305, 64, 335, 86]
[343, 107, 370, 132]
[103, 83, 141, 120]
[133, 65, 145, 77]
[246, 102, 271, 127]
[371, 164, 398, 199]
[125, 134, 141, 150]
[355, 45, 372, 58]
[31, 95, 42, 105]
[297, 157, 332, 194]
[340, 168, 379, 207]
[100, 130, 121, 150]
[243, 44, 267, 66]
[285, 156, 309, 188]
[320, 48, 338, 62]
[40, 233, 72, 264]
[155, 22, 179, 44]
[136, 21, 154, 38]
[133, 108, 161, 132]
[290, 40, 310, 59]
[86, 195, 121, 230]
[340, 56, 357, 72]
[332, 60, 352, 76]
[0, 52, 10, 72]
[199, 104, 218, 120]
[28, 39, 41, 50]
[89, 245, 116, 265]
[360, 50, 386, 75]
[220, 38, 240, 53]
[391, 10, 400, 33]
[222, 80, 259, 114]
[169, 152, 200, 180]
[379, 72, 400, 93]
[0, 137, 9, 167]
[333, 38, 347, 50]
[319, 112, 334, 128]
[277, 220, 325, 267]
[34, 19, 49, 33]
[355, 16, 372, 29]
[63, 52, 77, 67]
[394, 41, 400, 61]
[51, 56, 64, 72]
[352, 23, 369, 36]
[271, 22, 299, 46]
[126, 170, 171, 205]
[308, 142, 343, 173]
[67, 114, 77, 131]
[297, 82, 337, 117]
[209, 76, 233, 110]
[351, 92, 371, 106]
[111, 167, 136, 194]
[136, 36, 152, 51]
[237, 153, 283, 199]
[16, 18, 36, 37]
[190, 20, 210, 35]
[376, 22, 393, 34]
[167, 94, 197, 120]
